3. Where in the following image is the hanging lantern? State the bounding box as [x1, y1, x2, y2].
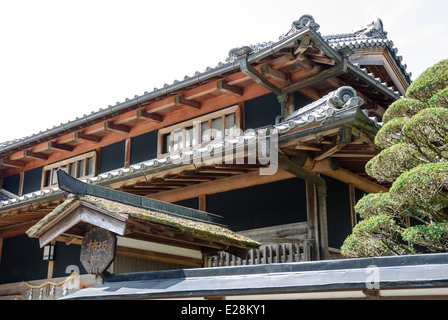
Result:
[42, 244, 55, 261]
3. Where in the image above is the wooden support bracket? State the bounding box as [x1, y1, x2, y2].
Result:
[216, 80, 243, 97]
[313, 127, 352, 161]
[0, 158, 26, 168]
[23, 150, 48, 160]
[48, 141, 74, 152]
[75, 132, 101, 143]
[260, 65, 288, 82]
[174, 95, 201, 109]
[136, 109, 163, 122]
[104, 121, 130, 133]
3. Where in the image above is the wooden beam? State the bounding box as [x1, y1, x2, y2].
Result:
[104, 121, 130, 133]
[307, 55, 336, 66]
[216, 80, 243, 97]
[294, 35, 312, 55]
[136, 109, 163, 122]
[0, 158, 26, 168]
[290, 65, 321, 82]
[174, 95, 201, 109]
[260, 64, 288, 82]
[48, 141, 74, 152]
[115, 246, 202, 268]
[151, 169, 295, 203]
[314, 140, 350, 161]
[322, 168, 388, 194]
[75, 131, 101, 143]
[23, 150, 48, 160]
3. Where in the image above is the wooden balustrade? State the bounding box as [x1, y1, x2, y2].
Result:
[210, 240, 313, 267]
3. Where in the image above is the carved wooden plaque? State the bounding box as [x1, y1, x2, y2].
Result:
[80, 227, 116, 274]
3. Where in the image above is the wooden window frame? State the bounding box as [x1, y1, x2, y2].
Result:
[157, 105, 241, 157]
[41, 151, 97, 189]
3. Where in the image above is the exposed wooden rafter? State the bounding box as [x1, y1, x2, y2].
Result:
[75, 131, 101, 143]
[174, 95, 201, 109]
[260, 65, 288, 82]
[48, 141, 73, 152]
[216, 80, 243, 97]
[0, 158, 25, 168]
[23, 150, 48, 160]
[104, 121, 130, 133]
[136, 109, 163, 123]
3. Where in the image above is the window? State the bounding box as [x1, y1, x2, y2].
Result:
[158, 106, 241, 157]
[41, 151, 97, 189]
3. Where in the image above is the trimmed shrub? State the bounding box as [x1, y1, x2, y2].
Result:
[366, 143, 429, 183]
[406, 59, 448, 102]
[382, 98, 428, 123]
[374, 117, 409, 149]
[429, 87, 448, 109]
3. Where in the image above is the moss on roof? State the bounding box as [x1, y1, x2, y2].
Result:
[26, 195, 79, 238]
[26, 195, 261, 250]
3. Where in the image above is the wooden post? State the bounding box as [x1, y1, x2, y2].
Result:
[316, 185, 329, 260]
[348, 183, 357, 230]
[199, 194, 207, 212]
[18, 172, 25, 197]
[124, 138, 131, 169]
[286, 92, 295, 117]
[306, 181, 320, 260]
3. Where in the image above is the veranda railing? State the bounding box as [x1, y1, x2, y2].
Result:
[210, 240, 313, 267]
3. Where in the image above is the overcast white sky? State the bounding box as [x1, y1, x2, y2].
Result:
[0, 0, 447, 143]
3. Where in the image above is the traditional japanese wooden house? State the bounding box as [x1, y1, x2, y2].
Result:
[3, 14, 442, 300]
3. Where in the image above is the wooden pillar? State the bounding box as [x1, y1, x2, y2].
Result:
[18, 172, 25, 197]
[124, 138, 131, 169]
[199, 194, 207, 212]
[316, 185, 329, 260]
[348, 183, 357, 230]
[306, 181, 320, 260]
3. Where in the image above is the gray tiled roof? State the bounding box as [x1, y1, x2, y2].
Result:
[0, 15, 403, 156]
[0, 189, 18, 201]
[274, 86, 380, 133]
[0, 86, 380, 211]
[323, 18, 412, 83]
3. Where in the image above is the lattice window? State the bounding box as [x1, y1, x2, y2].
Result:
[158, 105, 241, 157]
[41, 151, 97, 189]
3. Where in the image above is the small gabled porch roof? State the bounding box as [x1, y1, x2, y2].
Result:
[26, 170, 260, 259]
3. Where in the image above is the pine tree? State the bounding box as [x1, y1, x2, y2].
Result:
[341, 59, 448, 258]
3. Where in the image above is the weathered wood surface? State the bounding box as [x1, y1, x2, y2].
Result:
[210, 241, 312, 267]
[80, 227, 116, 274]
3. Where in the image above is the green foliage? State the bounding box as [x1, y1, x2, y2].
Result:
[402, 108, 448, 159]
[382, 98, 428, 123]
[365, 143, 429, 183]
[406, 59, 448, 102]
[342, 58, 448, 258]
[374, 117, 409, 149]
[389, 162, 448, 216]
[341, 214, 415, 258]
[354, 193, 396, 219]
[402, 222, 448, 252]
[429, 87, 448, 109]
